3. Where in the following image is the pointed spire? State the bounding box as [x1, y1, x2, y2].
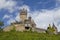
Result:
[52, 23, 55, 27]
[49, 24, 51, 27]
[52, 23, 57, 29]
[28, 16, 31, 20]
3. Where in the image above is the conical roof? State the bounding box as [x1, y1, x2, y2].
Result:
[52, 23, 57, 29]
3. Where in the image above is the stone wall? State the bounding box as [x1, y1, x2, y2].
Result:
[15, 24, 25, 32]
[3, 25, 14, 32]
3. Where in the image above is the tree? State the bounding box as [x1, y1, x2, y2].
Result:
[47, 24, 54, 34]
[0, 21, 4, 32]
[0, 21, 4, 26]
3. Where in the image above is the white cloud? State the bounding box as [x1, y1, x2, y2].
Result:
[6, 4, 60, 32]
[37, 0, 51, 5]
[56, 0, 60, 2]
[3, 14, 15, 25]
[6, 13, 20, 25]
[2, 0, 60, 32]
[56, 0, 60, 7]
[30, 10, 53, 29]
[58, 25, 60, 31]
[15, 13, 20, 22]
[0, 0, 16, 8]
[0, 0, 17, 13]
[30, 8, 60, 32]
[7, 18, 16, 25]
[3, 14, 12, 19]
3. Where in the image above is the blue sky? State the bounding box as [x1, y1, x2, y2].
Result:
[0, 0, 60, 31]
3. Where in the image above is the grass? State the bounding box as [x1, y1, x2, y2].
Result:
[0, 31, 60, 40]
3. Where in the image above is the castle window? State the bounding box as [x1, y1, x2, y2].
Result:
[25, 24, 30, 30]
[25, 24, 30, 27]
[28, 24, 30, 26]
[25, 27, 29, 29]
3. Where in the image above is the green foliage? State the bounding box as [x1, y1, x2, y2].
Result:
[0, 32, 60, 40]
[30, 27, 32, 32]
[0, 21, 4, 26]
[0, 28, 3, 32]
[10, 25, 16, 32]
[0, 21, 4, 32]
[46, 24, 55, 34]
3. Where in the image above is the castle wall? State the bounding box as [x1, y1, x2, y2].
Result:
[15, 24, 25, 32]
[34, 28, 46, 33]
[3, 24, 25, 32]
[20, 15, 27, 21]
[3, 25, 14, 32]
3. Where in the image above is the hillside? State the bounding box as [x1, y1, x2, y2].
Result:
[0, 31, 60, 40]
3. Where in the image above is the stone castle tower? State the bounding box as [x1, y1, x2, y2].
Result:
[3, 8, 36, 32]
[20, 8, 27, 22]
[3, 8, 58, 34]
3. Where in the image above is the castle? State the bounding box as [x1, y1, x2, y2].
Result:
[3, 8, 58, 34]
